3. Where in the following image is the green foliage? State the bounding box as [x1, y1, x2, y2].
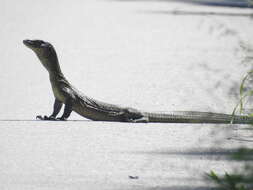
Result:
[232, 71, 253, 118]
[207, 148, 253, 190]
[209, 69, 253, 189]
[232, 43, 253, 118]
[207, 170, 252, 190]
[210, 65, 253, 187]
[208, 171, 247, 190]
[207, 28, 253, 190]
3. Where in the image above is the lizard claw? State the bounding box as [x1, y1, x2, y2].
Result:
[36, 115, 44, 120]
[36, 115, 57, 120]
[56, 117, 67, 121]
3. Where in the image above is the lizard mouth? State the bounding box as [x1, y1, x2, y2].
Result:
[23, 39, 46, 49]
[23, 39, 35, 48]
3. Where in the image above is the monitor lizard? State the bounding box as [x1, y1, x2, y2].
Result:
[23, 39, 253, 124]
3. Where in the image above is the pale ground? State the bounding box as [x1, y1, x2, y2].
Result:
[0, 0, 253, 189]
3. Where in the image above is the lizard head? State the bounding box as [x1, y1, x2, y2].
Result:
[23, 39, 52, 52]
[23, 39, 60, 73]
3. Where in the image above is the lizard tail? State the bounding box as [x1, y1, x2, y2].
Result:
[143, 111, 253, 124]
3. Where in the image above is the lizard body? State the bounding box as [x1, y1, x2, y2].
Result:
[23, 39, 253, 124]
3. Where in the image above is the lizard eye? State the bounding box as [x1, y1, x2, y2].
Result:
[41, 43, 48, 48]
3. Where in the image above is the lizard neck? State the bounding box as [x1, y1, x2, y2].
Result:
[38, 55, 63, 76]
[36, 48, 69, 84]
[35, 45, 65, 78]
[49, 71, 67, 84]
[48, 64, 70, 88]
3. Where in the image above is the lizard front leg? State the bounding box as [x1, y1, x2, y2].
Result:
[58, 98, 73, 121]
[36, 99, 62, 120]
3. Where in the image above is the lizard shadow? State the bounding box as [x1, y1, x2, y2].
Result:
[113, 0, 253, 9]
[143, 10, 253, 18]
[143, 186, 215, 190]
[129, 147, 251, 161]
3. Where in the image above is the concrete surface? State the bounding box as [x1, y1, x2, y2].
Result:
[0, 0, 253, 189]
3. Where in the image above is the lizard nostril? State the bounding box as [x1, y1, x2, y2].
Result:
[23, 39, 32, 46]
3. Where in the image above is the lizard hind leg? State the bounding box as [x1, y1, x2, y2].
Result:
[131, 116, 149, 123]
[122, 108, 149, 123]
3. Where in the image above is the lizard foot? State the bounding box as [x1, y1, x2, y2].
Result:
[56, 117, 67, 121]
[36, 115, 57, 121]
[131, 117, 149, 123]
